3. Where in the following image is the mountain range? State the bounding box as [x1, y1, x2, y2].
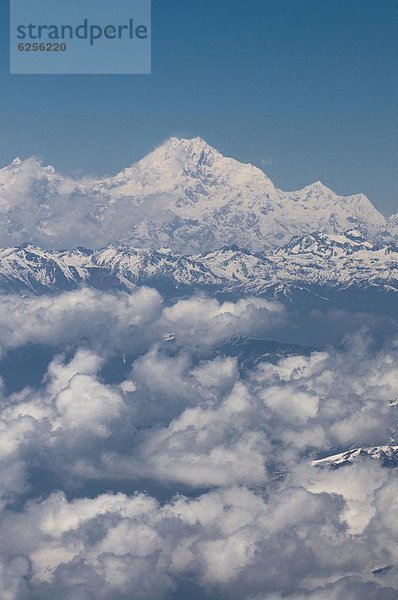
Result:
[0, 137, 394, 253]
[1, 230, 398, 302]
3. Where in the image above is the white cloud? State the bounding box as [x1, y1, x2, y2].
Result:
[160, 296, 285, 349]
[0, 287, 163, 353]
[0, 474, 396, 599]
[0, 288, 397, 597]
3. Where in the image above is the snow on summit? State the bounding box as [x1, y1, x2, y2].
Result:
[0, 137, 390, 252]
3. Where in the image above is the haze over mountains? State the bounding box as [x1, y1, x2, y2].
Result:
[0, 136, 394, 252]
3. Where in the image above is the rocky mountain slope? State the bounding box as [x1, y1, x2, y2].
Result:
[1, 230, 398, 299]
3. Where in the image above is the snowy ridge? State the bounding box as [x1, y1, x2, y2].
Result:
[1, 230, 398, 296]
[312, 445, 398, 468]
[0, 244, 90, 292]
[92, 245, 223, 287]
[0, 137, 391, 252]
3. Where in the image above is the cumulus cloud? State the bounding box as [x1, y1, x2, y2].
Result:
[1, 286, 398, 598]
[1, 471, 398, 599]
[0, 287, 163, 354]
[159, 296, 284, 349]
[0, 289, 283, 359]
[0, 158, 110, 249]
[121, 381, 268, 487]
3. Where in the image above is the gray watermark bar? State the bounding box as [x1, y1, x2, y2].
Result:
[10, 0, 151, 74]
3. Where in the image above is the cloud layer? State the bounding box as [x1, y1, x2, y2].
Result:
[0, 287, 398, 598]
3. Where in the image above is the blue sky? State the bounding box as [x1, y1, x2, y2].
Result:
[0, 0, 397, 214]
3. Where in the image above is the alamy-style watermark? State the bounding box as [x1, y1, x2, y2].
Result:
[10, 0, 151, 74]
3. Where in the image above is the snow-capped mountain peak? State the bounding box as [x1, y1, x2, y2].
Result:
[149, 136, 224, 165]
[107, 136, 276, 205]
[295, 180, 332, 196]
[0, 137, 393, 252]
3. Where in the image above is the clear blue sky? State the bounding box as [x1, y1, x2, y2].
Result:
[1, 0, 397, 214]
